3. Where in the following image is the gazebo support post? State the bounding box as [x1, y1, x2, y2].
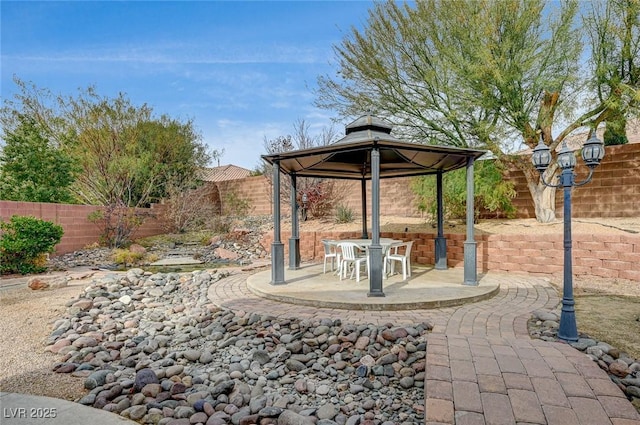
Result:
[271, 159, 285, 284]
[361, 179, 368, 239]
[435, 170, 447, 270]
[463, 157, 478, 285]
[289, 174, 300, 270]
[261, 114, 487, 294]
[368, 147, 385, 297]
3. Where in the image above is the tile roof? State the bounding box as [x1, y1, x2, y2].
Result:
[199, 164, 251, 182]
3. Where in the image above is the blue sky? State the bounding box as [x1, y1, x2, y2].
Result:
[1, 1, 374, 170]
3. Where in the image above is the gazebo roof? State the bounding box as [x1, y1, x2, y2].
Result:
[262, 115, 486, 180]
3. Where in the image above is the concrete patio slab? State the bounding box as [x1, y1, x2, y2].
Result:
[247, 263, 500, 310]
[0, 392, 137, 425]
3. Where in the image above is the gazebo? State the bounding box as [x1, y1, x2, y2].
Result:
[262, 115, 486, 297]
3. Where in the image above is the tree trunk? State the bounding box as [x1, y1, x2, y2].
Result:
[528, 180, 557, 223]
[510, 156, 558, 223]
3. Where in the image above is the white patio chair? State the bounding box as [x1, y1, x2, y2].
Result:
[387, 241, 414, 280]
[321, 240, 341, 274]
[337, 242, 367, 282]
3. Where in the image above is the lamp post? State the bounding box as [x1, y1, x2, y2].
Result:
[531, 132, 605, 342]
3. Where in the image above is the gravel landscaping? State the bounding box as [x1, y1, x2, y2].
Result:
[13, 268, 430, 424]
[1, 215, 639, 422]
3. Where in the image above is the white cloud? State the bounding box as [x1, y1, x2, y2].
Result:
[3, 40, 326, 66]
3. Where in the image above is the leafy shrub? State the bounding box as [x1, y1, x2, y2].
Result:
[0, 215, 63, 274]
[335, 204, 354, 223]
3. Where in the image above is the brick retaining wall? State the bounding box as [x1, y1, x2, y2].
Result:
[2, 197, 637, 279]
[0, 201, 168, 254]
[261, 231, 640, 281]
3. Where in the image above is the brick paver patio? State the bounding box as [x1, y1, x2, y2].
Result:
[210, 270, 640, 425]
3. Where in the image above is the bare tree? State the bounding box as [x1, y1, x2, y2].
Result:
[261, 119, 342, 219]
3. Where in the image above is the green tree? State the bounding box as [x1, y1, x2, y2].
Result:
[412, 160, 516, 221]
[0, 115, 77, 203]
[1, 78, 210, 207]
[131, 116, 210, 206]
[586, 0, 640, 146]
[1, 78, 212, 246]
[61, 89, 209, 207]
[316, 0, 640, 222]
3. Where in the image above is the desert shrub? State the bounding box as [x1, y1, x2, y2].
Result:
[146, 253, 159, 263]
[199, 234, 214, 245]
[335, 204, 354, 223]
[163, 182, 219, 233]
[0, 215, 63, 274]
[223, 191, 251, 218]
[300, 180, 342, 219]
[111, 248, 145, 268]
[211, 216, 233, 234]
[88, 202, 151, 248]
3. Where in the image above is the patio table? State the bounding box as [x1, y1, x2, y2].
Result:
[329, 238, 404, 278]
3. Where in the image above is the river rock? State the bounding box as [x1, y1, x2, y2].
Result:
[134, 368, 159, 392]
[42, 269, 432, 424]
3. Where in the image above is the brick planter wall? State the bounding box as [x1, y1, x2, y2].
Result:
[261, 231, 640, 281]
[0, 201, 168, 255]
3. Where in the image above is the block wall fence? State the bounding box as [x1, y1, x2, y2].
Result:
[261, 230, 640, 281]
[0, 201, 168, 255]
[1, 144, 638, 279]
[508, 143, 640, 218]
[213, 143, 640, 219]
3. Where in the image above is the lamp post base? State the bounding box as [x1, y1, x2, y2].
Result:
[557, 298, 579, 342]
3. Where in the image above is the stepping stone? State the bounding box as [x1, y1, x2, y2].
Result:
[149, 257, 203, 266]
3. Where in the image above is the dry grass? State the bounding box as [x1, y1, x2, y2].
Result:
[575, 295, 640, 359]
[549, 275, 640, 360]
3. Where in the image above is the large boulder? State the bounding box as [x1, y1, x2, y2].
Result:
[28, 276, 69, 290]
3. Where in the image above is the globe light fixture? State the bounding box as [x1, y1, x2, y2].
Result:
[531, 131, 605, 342]
[581, 133, 606, 169]
[532, 139, 552, 172]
